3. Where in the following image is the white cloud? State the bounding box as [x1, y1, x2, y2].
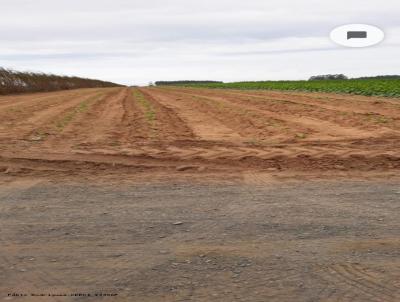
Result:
[0, 0, 399, 85]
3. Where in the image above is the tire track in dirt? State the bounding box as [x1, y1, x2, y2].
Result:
[46, 89, 126, 151]
[51, 88, 196, 152]
[120, 89, 153, 141]
[318, 263, 400, 302]
[265, 89, 400, 106]
[166, 87, 397, 140]
[0, 89, 95, 109]
[191, 87, 400, 108]
[137, 88, 195, 141]
[200, 89, 400, 134]
[222, 89, 400, 120]
[0, 89, 110, 141]
[143, 88, 243, 142]
[73, 88, 129, 145]
[0, 90, 94, 130]
[0, 90, 104, 141]
[146, 88, 310, 143]
[160, 88, 372, 141]
[39, 88, 125, 149]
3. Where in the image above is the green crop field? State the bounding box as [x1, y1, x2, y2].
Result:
[172, 79, 400, 98]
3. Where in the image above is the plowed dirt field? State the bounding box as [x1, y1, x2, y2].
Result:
[1, 86, 400, 181]
[2, 87, 400, 301]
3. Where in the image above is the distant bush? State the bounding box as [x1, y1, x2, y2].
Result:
[155, 80, 223, 86]
[309, 74, 348, 81]
[0, 68, 123, 95]
[355, 75, 400, 80]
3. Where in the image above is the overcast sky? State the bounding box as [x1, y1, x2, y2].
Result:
[1, 0, 399, 85]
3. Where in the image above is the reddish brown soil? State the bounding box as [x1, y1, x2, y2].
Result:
[2, 88, 400, 302]
[1, 87, 400, 182]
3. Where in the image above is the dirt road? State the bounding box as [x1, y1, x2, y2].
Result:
[0, 86, 400, 181]
[1, 180, 400, 301]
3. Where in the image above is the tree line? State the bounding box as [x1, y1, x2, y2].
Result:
[309, 74, 400, 81]
[309, 74, 348, 81]
[155, 80, 223, 86]
[0, 68, 123, 95]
